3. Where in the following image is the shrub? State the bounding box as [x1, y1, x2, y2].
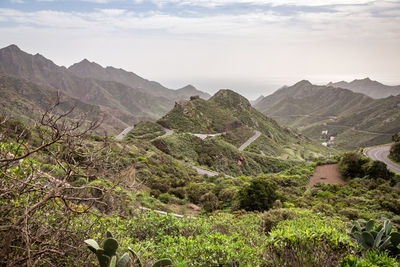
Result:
[200, 192, 219, 212]
[265, 213, 354, 267]
[349, 219, 400, 257]
[363, 160, 393, 180]
[155, 232, 263, 266]
[339, 152, 368, 179]
[236, 178, 278, 211]
[340, 250, 399, 267]
[390, 142, 400, 163]
[260, 208, 299, 233]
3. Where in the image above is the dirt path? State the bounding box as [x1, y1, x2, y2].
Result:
[308, 164, 345, 187]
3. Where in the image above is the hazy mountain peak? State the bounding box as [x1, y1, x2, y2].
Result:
[329, 77, 400, 98]
[178, 84, 196, 91]
[294, 80, 312, 87]
[2, 44, 21, 52]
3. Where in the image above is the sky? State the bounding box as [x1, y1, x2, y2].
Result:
[0, 0, 400, 99]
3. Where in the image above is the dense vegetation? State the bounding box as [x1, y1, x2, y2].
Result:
[390, 133, 400, 163]
[1, 102, 400, 266]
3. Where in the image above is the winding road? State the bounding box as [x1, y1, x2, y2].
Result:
[238, 131, 261, 151]
[115, 126, 133, 140]
[364, 144, 400, 174]
[116, 126, 263, 177]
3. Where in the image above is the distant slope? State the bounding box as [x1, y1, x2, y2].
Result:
[328, 78, 400, 99]
[0, 44, 193, 126]
[68, 59, 211, 101]
[254, 80, 400, 149]
[255, 80, 373, 123]
[0, 71, 134, 134]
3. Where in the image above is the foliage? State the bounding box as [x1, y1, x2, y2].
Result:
[85, 231, 172, 267]
[341, 250, 400, 267]
[236, 178, 278, 211]
[265, 212, 355, 266]
[339, 152, 369, 178]
[349, 219, 400, 256]
[126, 121, 165, 140]
[390, 142, 400, 163]
[339, 152, 394, 181]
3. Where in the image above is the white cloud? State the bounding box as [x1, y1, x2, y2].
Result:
[0, 1, 399, 97]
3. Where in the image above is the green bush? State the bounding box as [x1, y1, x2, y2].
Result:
[236, 178, 278, 212]
[363, 160, 393, 180]
[265, 213, 354, 266]
[155, 232, 263, 266]
[339, 152, 368, 178]
[390, 142, 400, 163]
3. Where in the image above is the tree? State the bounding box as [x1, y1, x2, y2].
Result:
[237, 178, 278, 212]
[390, 142, 400, 163]
[0, 98, 131, 266]
[339, 152, 368, 178]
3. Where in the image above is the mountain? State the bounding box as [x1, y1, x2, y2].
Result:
[0, 71, 136, 134]
[155, 89, 333, 167]
[254, 80, 400, 149]
[328, 78, 400, 99]
[255, 80, 374, 123]
[68, 59, 210, 101]
[0, 45, 209, 133]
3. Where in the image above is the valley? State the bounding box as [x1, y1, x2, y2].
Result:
[1, 44, 400, 267]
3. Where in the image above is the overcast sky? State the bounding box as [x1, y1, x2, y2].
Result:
[1, 0, 399, 99]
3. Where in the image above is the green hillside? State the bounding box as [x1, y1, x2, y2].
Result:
[2, 112, 400, 266]
[156, 89, 333, 166]
[255, 81, 400, 149]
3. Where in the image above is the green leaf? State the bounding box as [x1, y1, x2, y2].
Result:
[110, 256, 117, 267]
[103, 238, 119, 256]
[374, 229, 384, 249]
[384, 220, 392, 236]
[116, 253, 130, 267]
[96, 250, 110, 267]
[84, 239, 100, 253]
[361, 232, 374, 249]
[152, 258, 173, 267]
[106, 231, 113, 238]
[128, 248, 142, 267]
[390, 232, 400, 247]
[365, 220, 375, 232]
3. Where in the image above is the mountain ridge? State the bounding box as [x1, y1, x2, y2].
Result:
[328, 78, 400, 99]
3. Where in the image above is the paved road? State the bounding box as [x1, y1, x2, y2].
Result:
[193, 166, 219, 176]
[364, 145, 400, 174]
[115, 126, 133, 140]
[238, 131, 261, 151]
[163, 128, 174, 136]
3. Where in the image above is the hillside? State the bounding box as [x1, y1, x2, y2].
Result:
[0, 71, 136, 134]
[69, 59, 210, 101]
[254, 80, 400, 149]
[2, 105, 400, 266]
[154, 89, 333, 171]
[0, 45, 209, 130]
[328, 78, 400, 99]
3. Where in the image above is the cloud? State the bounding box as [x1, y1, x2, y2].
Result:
[0, 0, 399, 96]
